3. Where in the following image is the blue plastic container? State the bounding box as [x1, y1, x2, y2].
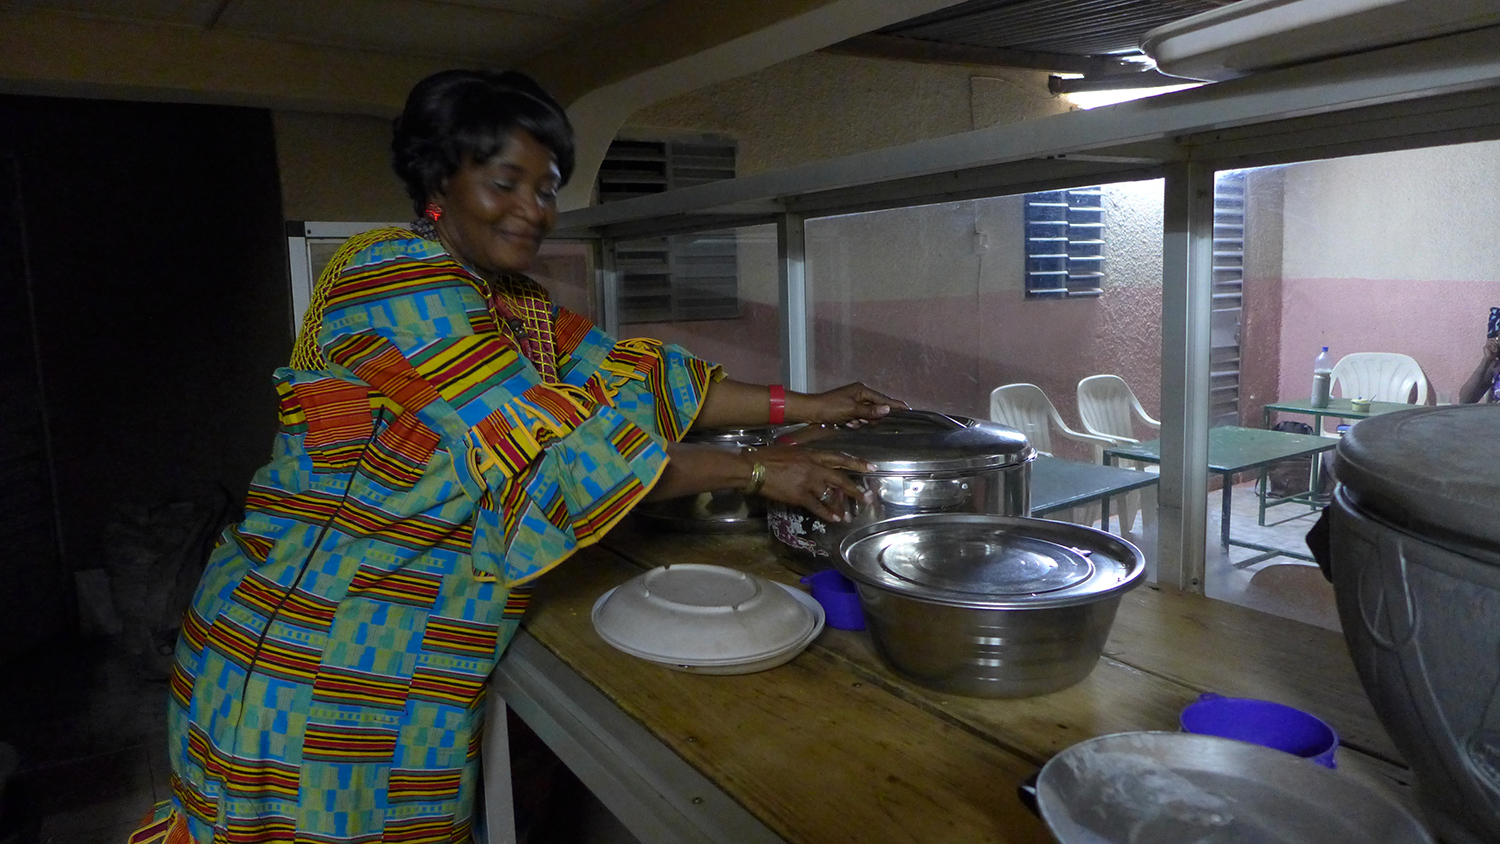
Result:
[1180, 692, 1339, 768]
[800, 569, 865, 630]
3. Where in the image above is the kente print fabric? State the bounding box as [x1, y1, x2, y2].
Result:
[131, 229, 720, 844]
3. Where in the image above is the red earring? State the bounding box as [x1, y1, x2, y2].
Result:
[424, 202, 443, 222]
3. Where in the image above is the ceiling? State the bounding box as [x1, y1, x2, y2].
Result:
[0, 0, 1229, 206]
[0, 0, 668, 66]
[4, 0, 1224, 76]
[830, 0, 1234, 85]
[881, 0, 1228, 58]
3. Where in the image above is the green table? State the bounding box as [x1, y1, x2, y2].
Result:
[1030, 455, 1159, 533]
[1104, 426, 1336, 561]
[1261, 396, 1415, 432]
[1260, 397, 1417, 515]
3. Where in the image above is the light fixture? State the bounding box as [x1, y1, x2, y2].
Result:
[1062, 83, 1203, 110]
[1049, 65, 1205, 110]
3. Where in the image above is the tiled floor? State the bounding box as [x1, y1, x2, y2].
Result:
[1, 487, 1335, 844]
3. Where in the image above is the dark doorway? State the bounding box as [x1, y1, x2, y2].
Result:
[0, 94, 290, 662]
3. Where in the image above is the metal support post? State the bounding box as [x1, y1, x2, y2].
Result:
[598, 238, 620, 337]
[777, 213, 810, 392]
[1158, 162, 1215, 593]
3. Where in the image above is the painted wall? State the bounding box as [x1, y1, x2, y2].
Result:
[1272, 141, 1500, 407]
[273, 111, 412, 223]
[1238, 168, 1286, 426]
[625, 183, 1167, 461]
[628, 52, 1066, 178]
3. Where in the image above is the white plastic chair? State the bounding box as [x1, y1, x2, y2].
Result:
[1076, 374, 1161, 451]
[989, 383, 1116, 458]
[1331, 352, 1428, 405]
[1322, 352, 1428, 437]
[990, 384, 1116, 527]
[1076, 375, 1161, 534]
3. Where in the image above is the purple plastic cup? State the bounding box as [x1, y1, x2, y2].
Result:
[800, 569, 865, 631]
[1180, 692, 1339, 768]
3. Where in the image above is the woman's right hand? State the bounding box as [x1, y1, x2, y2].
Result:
[1485, 338, 1500, 362]
[747, 445, 874, 523]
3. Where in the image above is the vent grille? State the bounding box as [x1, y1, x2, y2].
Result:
[1024, 188, 1105, 299]
[598, 138, 739, 323]
[1210, 170, 1245, 425]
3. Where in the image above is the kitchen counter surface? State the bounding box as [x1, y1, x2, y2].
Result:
[493, 518, 1414, 844]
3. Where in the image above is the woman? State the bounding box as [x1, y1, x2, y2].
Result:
[131, 69, 899, 844]
[1459, 337, 1500, 404]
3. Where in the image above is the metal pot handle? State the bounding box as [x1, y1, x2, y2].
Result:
[885, 408, 969, 429]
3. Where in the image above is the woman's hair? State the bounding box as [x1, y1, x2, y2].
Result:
[392, 69, 575, 215]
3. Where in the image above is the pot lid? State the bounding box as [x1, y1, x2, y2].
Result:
[684, 425, 789, 447]
[591, 564, 821, 666]
[1334, 405, 1500, 550]
[837, 513, 1144, 609]
[781, 409, 1033, 473]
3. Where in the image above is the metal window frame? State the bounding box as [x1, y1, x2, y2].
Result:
[284, 220, 405, 334]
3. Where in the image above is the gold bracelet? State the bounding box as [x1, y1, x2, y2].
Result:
[744, 461, 767, 495]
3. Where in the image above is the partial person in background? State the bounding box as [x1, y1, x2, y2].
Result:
[1459, 338, 1500, 404]
[131, 68, 901, 844]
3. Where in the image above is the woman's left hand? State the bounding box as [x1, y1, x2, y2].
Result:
[794, 382, 908, 427]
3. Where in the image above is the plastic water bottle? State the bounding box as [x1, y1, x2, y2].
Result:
[1311, 346, 1332, 408]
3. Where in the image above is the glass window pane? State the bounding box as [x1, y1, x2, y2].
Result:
[804, 184, 1163, 568]
[616, 223, 781, 384]
[1229, 138, 1500, 625]
[531, 240, 594, 319]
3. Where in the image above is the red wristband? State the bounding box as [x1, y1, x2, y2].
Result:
[768, 384, 786, 425]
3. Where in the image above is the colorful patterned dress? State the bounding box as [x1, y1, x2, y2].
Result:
[130, 228, 719, 844]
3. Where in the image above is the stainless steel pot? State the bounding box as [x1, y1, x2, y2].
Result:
[766, 409, 1034, 572]
[633, 426, 783, 533]
[837, 513, 1145, 698]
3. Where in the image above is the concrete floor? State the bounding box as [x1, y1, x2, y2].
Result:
[1203, 481, 1338, 631]
[0, 485, 1337, 844]
[0, 639, 169, 844]
[1084, 478, 1337, 630]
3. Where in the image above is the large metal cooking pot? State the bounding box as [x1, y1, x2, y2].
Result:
[1329, 405, 1500, 844]
[633, 425, 784, 533]
[837, 513, 1144, 698]
[766, 409, 1034, 572]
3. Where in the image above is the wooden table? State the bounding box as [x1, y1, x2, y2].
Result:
[484, 521, 1417, 844]
[1104, 426, 1337, 562]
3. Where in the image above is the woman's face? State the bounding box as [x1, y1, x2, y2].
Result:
[432, 129, 560, 279]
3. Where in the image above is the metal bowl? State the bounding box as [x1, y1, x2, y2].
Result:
[1036, 732, 1433, 844]
[836, 513, 1144, 698]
